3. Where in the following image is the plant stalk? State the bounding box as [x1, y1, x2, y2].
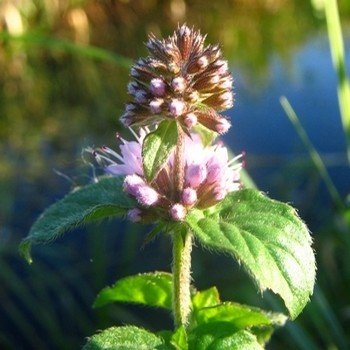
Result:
[172, 122, 192, 327]
[172, 229, 192, 328]
[174, 125, 185, 200]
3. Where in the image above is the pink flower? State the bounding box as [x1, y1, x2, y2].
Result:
[94, 129, 146, 177]
[95, 128, 242, 222]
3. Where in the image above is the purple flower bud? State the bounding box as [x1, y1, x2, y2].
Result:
[216, 118, 231, 134]
[186, 163, 207, 188]
[172, 77, 186, 93]
[150, 78, 166, 97]
[135, 185, 159, 206]
[197, 56, 208, 69]
[127, 81, 138, 95]
[135, 90, 148, 103]
[125, 103, 136, 112]
[149, 98, 164, 114]
[169, 99, 185, 117]
[182, 187, 197, 206]
[120, 113, 132, 127]
[127, 208, 142, 222]
[131, 67, 139, 77]
[123, 175, 145, 196]
[169, 203, 187, 221]
[184, 113, 197, 128]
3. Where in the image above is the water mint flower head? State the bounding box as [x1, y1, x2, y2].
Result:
[121, 24, 233, 134]
[94, 129, 242, 223]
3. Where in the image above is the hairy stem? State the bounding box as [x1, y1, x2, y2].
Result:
[172, 229, 192, 327]
[174, 125, 185, 200]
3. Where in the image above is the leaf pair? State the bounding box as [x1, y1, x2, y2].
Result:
[20, 176, 316, 320]
[88, 272, 287, 349]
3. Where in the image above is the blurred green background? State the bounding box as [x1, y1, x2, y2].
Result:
[1, 0, 350, 349]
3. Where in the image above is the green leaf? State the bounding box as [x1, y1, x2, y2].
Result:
[186, 189, 316, 319]
[83, 326, 163, 350]
[188, 323, 263, 350]
[171, 326, 188, 350]
[193, 123, 217, 147]
[142, 121, 178, 182]
[192, 287, 221, 311]
[20, 176, 135, 263]
[194, 302, 286, 329]
[93, 272, 173, 310]
[142, 222, 168, 248]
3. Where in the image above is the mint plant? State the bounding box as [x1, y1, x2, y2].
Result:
[20, 25, 316, 349]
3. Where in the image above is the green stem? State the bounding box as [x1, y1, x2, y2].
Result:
[172, 229, 192, 328]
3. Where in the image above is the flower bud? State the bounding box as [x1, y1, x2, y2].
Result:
[127, 208, 142, 222]
[135, 185, 160, 206]
[135, 90, 148, 103]
[182, 188, 197, 206]
[170, 203, 187, 221]
[215, 60, 229, 75]
[172, 77, 186, 93]
[149, 98, 164, 114]
[169, 99, 186, 117]
[197, 56, 208, 69]
[184, 113, 197, 128]
[120, 113, 133, 126]
[150, 78, 166, 97]
[123, 175, 145, 196]
[216, 118, 231, 134]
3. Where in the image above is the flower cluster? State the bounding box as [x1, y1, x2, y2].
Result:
[122, 25, 233, 134]
[93, 25, 242, 223]
[94, 131, 242, 222]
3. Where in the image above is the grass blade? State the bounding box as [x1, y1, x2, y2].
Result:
[324, 0, 350, 163]
[0, 31, 132, 68]
[280, 96, 344, 209]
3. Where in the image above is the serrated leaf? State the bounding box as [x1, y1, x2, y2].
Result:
[93, 272, 173, 309]
[20, 176, 135, 263]
[188, 323, 263, 350]
[186, 189, 316, 319]
[142, 120, 178, 182]
[192, 287, 221, 310]
[83, 326, 163, 350]
[194, 302, 287, 329]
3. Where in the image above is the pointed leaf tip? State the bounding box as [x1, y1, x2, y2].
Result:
[19, 176, 136, 263]
[19, 240, 33, 264]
